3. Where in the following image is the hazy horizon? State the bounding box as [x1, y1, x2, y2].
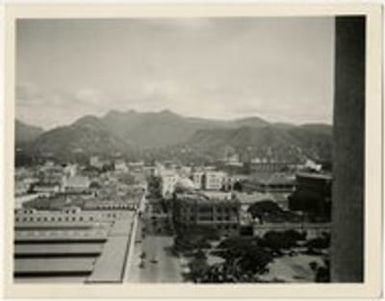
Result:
[16, 108, 333, 131]
[16, 17, 335, 129]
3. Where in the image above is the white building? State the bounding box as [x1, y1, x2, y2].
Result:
[63, 164, 77, 177]
[191, 171, 228, 191]
[63, 176, 90, 193]
[33, 183, 61, 195]
[204, 171, 227, 190]
[114, 159, 128, 173]
[192, 172, 205, 189]
[160, 170, 179, 199]
[90, 156, 103, 169]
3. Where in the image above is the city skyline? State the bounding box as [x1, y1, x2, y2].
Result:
[16, 17, 334, 129]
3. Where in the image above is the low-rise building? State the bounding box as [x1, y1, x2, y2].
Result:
[63, 164, 77, 177]
[90, 156, 103, 169]
[15, 181, 31, 196]
[204, 171, 227, 190]
[242, 172, 296, 193]
[192, 171, 205, 189]
[14, 207, 135, 283]
[32, 183, 61, 195]
[114, 159, 128, 173]
[63, 176, 90, 193]
[247, 161, 298, 173]
[253, 222, 330, 240]
[288, 172, 332, 219]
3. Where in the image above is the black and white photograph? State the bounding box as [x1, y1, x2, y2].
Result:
[3, 3, 383, 298]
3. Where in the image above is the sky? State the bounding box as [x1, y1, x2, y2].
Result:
[16, 17, 335, 129]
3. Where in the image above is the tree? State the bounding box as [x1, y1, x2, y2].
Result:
[306, 233, 330, 249]
[248, 200, 283, 222]
[187, 256, 209, 283]
[315, 259, 330, 282]
[261, 230, 303, 251]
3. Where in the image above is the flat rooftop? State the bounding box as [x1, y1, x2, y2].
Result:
[15, 243, 104, 257]
[14, 211, 135, 283]
[15, 228, 109, 243]
[14, 257, 96, 276]
[296, 172, 332, 180]
[87, 217, 133, 283]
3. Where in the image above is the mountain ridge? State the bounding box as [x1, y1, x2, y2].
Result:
[15, 119, 44, 145]
[15, 109, 332, 162]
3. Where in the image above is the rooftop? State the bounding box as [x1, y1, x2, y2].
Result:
[175, 191, 238, 204]
[248, 172, 296, 185]
[65, 176, 90, 187]
[14, 210, 135, 283]
[235, 191, 275, 204]
[296, 172, 332, 181]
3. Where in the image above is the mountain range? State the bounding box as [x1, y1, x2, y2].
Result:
[15, 110, 332, 163]
[15, 120, 44, 145]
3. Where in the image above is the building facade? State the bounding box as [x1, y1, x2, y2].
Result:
[173, 191, 240, 236]
[204, 171, 227, 190]
[160, 170, 179, 199]
[288, 172, 332, 219]
[242, 173, 296, 193]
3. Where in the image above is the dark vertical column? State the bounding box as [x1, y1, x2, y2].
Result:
[331, 16, 365, 282]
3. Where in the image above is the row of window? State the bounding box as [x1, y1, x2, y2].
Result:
[15, 213, 117, 223]
[180, 207, 238, 215]
[15, 216, 92, 222]
[87, 205, 133, 210]
[181, 215, 235, 222]
[180, 224, 238, 231]
[216, 224, 238, 231]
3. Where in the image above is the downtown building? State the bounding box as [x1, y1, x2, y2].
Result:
[288, 172, 332, 220]
[191, 170, 228, 191]
[14, 206, 136, 283]
[173, 190, 240, 236]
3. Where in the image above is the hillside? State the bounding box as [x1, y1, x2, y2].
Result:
[183, 125, 332, 162]
[15, 120, 44, 145]
[18, 109, 332, 162]
[102, 110, 270, 148]
[31, 115, 131, 158]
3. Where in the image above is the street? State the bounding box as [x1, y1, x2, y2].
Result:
[125, 216, 183, 283]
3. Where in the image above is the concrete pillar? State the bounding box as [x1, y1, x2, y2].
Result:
[331, 16, 365, 282]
